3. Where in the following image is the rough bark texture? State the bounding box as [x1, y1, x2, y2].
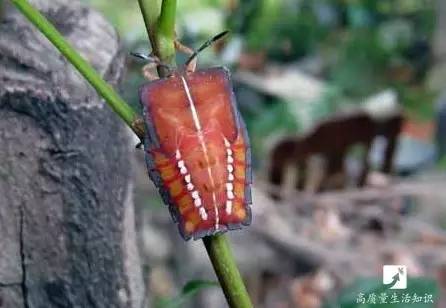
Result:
[0, 1, 144, 307]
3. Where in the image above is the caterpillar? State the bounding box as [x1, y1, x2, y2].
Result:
[136, 33, 252, 240]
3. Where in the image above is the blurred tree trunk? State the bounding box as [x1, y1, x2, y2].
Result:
[0, 1, 144, 307]
[428, 0, 446, 92]
[434, 0, 446, 60]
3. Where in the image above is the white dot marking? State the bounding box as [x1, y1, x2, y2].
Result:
[191, 191, 199, 199]
[226, 201, 233, 215]
[199, 207, 208, 220]
[227, 190, 234, 200]
[194, 198, 202, 207]
[185, 174, 191, 183]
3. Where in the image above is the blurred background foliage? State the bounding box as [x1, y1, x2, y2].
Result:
[82, 0, 437, 161]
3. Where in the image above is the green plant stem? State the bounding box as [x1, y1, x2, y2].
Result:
[155, 0, 176, 65]
[138, 0, 161, 30]
[203, 235, 253, 308]
[9, 0, 145, 138]
[139, 0, 176, 77]
[137, 1, 253, 307]
[137, 0, 161, 57]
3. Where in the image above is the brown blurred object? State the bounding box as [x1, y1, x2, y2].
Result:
[238, 51, 267, 71]
[148, 266, 176, 298]
[226, 0, 239, 12]
[437, 262, 446, 308]
[290, 271, 335, 308]
[386, 63, 415, 84]
[402, 118, 435, 141]
[268, 111, 403, 199]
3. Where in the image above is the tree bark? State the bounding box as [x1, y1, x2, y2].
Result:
[0, 1, 144, 307]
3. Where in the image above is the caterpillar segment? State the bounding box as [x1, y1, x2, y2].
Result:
[140, 67, 252, 240]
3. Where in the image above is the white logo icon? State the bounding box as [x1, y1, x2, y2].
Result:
[383, 265, 407, 289]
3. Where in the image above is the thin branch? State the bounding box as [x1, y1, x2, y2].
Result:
[155, 0, 176, 66]
[138, 0, 161, 31]
[203, 235, 253, 308]
[138, 0, 175, 77]
[137, 0, 161, 58]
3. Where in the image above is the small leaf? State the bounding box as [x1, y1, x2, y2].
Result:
[181, 280, 219, 296]
[154, 280, 218, 308]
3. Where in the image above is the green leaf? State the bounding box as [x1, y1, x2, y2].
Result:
[245, 0, 282, 51]
[438, 156, 446, 170]
[181, 280, 219, 295]
[155, 280, 218, 308]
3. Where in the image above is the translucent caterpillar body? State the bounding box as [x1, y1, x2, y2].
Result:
[139, 67, 252, 240]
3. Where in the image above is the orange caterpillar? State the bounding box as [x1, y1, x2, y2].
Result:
[139, 66, 252, 240]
